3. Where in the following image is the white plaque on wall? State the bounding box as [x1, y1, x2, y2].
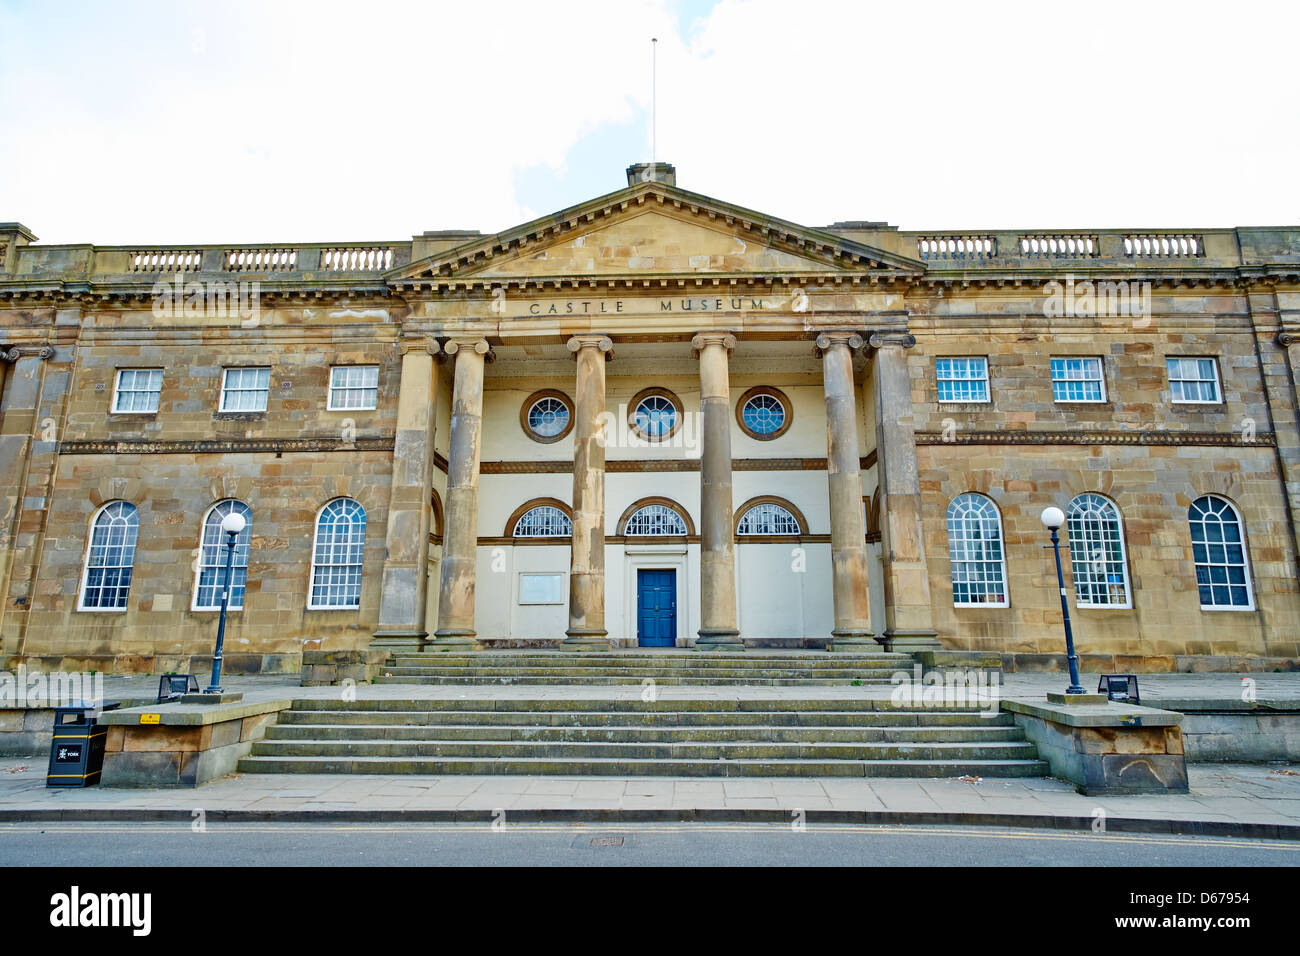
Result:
[518, 572, 565, 605]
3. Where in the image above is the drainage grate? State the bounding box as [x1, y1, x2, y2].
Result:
[589, 836, 625, 847]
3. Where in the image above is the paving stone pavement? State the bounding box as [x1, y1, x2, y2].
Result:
[0, 758, 1297, 834]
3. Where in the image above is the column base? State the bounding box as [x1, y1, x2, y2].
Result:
[828, 630, 884, 653]
[369, 629, 428, 653]
[561, 629, 611, 652]
[428, 630, 480, 652]
[695, 629, 745, 652]
[882, 629, 943, 653]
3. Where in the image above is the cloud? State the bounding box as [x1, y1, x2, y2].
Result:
[1, 0, 1296, 245]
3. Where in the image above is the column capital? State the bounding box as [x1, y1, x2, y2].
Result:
[690, 331, 737, 357]
[867, 331, 917, 350]
[1277, 331, 1297, 347]
[813, 331, 864, 357]
[566, 334, 614, 360]
[398, 337, 440, 357]
[441, 335, 495, 362]
[3, 345, 53, 363]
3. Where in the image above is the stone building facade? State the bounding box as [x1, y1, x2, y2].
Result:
[1, 163, 1298, 674]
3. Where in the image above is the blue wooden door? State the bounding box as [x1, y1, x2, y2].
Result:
[637, 569, 676, 646]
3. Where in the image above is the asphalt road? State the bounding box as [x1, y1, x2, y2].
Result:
[1, 822, 1297, 866]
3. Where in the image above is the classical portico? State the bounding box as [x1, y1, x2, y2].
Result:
[369, 162, 932, 651]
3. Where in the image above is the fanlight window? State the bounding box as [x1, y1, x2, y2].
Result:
[633, 395, 677, 439]
[1189, 495, 1253, 609]
[945, 493, 1008, 607]
[514, 506, 572, 537]
[741, 393, 786, 436]
[737, 503, 800, 535]
[1065, 494, 1129, 608]
[527, 397, 570, 438]
[624, 504, 688, 536]
[194, 500, 252, 610]
[309, 498, 366, 609]
[79, 501, 140, 611]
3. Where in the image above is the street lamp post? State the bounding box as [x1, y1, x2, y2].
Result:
[205, 511, 246, 694]
[1040, 506, 1084, 695]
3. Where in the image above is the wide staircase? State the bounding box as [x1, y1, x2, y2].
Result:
[374, 650, 909, 686]
[237, 697, 1048, 778]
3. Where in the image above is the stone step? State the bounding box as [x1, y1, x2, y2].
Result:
[236, 754, 1051, 778]
[277, 708, 1012, 727]
[285, 698, 1000, 714]
[249, 737, 1039, 761]
[263, 723, 1026, 744]
[381, 665, 899, 678]
[386, 654, 911, 669]
[373, 675, 896, 686]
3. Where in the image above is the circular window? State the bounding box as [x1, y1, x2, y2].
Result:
[520, 390, 574, 443]
[628, 387, 683, 441]
[736, 386, 792, 440]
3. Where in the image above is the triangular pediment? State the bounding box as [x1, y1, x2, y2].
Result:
[390, 180, 924, 287]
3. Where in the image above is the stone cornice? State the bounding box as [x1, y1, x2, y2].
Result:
[58, 437, 396, 455]
[914, 430, 1275, 447]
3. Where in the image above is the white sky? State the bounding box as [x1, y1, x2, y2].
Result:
[1, 0, 1296, 245]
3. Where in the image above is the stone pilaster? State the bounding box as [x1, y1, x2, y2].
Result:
[429, 335, 492, 650]
[816, 332, 879, 652]
[869, 332, 941, 651]
[0, 345, 57, 659]
[563, 334, 613, 651]
[692, 332, 743, 651]
[372, 337, 441, 651]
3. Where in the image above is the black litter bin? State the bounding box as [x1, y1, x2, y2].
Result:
[46, 701, 121, 788]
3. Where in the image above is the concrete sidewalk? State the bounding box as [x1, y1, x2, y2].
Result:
[1, 759, 1297, 839]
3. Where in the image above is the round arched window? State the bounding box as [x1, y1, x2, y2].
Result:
[736, 386, 791, 440]
[520, 390, 574, 443]
[628, 388, 683, 441]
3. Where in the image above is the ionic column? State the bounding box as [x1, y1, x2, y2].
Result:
[430, 335, 492, 649]
[562, 334, 613, 651]
[372, 337, 441, 651]
[869, 332, 941, 651]
[692, 332, 743, 651]
[816, 332, 878, 652]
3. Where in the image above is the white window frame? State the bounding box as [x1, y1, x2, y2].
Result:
[518, 572, 566, 605]
[77, 501, 139, 612]
[191, 500, 252, 611]
[307, 498, 367, 610]
[512, 506, 573, 538]
[624, 504, 688, 536]
[1050, 357, 1107, 404]
[1189, 495, 1255, 611]
[327, 365, 379, 411]
[1167, 357, 1223, 405]
[111, 368, 164, 414]
[737, 503, 801, 536]
[219, 366, 271, 413]
[632, 395, 679, 440]
[936, 357, 991, 404]
[946, 493, 1009, 608]
[525, 396, 571, 439]
[1065, 494, 1131, 609]
[740, 393, 787, 436]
